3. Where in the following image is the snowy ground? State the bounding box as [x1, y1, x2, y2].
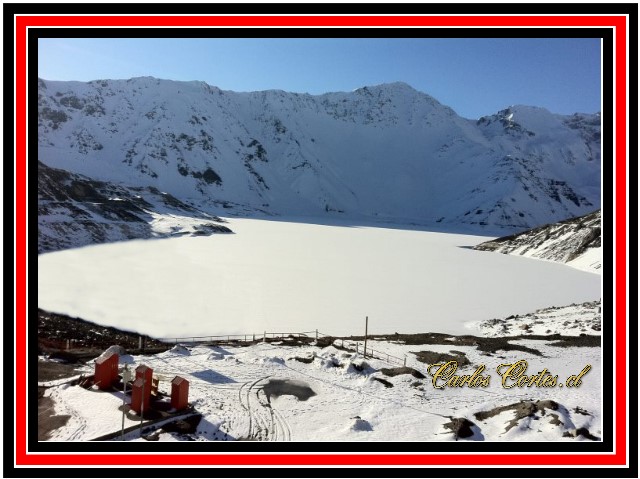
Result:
[41, 319, 602, 442]
[37, 217, 601, 339]
[466, 300, 602, 337]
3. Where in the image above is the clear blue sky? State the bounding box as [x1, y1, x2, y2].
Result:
[38, 37, 601, 119]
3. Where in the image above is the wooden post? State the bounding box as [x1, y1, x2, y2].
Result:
[404, 356, 407, 367]
[363, 316, 368, 359]
[315, 329, 318, 340]
[263, 331, 266, 343]
[121, 364, 128, 441]
[139, 378, 145, 437]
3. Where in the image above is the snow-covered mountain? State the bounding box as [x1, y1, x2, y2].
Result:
[38, 160, 231, 253]
[473, 209, 601, 273]
[38, 77, 601, 240]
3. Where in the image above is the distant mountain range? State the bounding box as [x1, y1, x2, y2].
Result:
[38, 77, 601, 252]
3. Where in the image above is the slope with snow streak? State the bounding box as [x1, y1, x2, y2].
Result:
[473, 210, 601, 273]
[37, 218, 601, 338]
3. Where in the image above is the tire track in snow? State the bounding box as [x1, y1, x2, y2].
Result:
[281, 362, 451, 419]
[238, 376, 271, 440]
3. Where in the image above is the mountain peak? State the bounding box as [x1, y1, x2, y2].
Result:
[354, 81, 418, 94]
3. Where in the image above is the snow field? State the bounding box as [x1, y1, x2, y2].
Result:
[43, 335, 601, 442]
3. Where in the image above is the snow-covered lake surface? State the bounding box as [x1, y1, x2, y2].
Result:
[37, 217, 601, 338]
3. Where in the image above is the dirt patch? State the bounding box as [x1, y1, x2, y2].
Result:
[337, 332, 546, 356]
[372, 377, 394, 388]
[351, 360, 370, 372]
[564, 427, 600, 441]
[38, 359, 87, 441]
[160, 414, 203, 435]
[292, 355, 315, 364]
[380, 366, 425, 379]
[38, 387, 70, 441]
[38, 359, 84, 383]
[342, 332, 600, 357]
[548, 335, 601, 348]
[38, 308, 170, 353]
[411, 350, 470, 367]
[573, 406, 592, 416]
[443, 417, 477, 440]
[316, 336, 338, 348]
[474, 399, 560, 432]
[262, 379, 316, 401]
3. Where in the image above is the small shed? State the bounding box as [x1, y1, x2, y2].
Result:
[130, 377, 151, 414]
[171, 376, 189, 411]
[135, 364, 153, 384]
[94, 352, 119, 390]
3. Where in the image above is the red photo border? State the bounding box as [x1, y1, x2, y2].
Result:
[18, 13, 628, 468]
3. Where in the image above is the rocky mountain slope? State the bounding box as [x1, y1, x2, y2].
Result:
[473, 209, 601, 273]
[38, 77, 600, 242]
[38, 160, 231, 253]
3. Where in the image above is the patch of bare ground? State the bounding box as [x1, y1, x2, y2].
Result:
[38, 387, 70, 441]
[474, 399, 561, 432]
[473, 399, 600, 440]
[411, 350, 470, 367]
[443, 417, 479, 440]
[379, 366, 425, 379]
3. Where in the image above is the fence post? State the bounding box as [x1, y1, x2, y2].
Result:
[404, 356, 407, 367]
[356, 343, 358, 354]
[363, 316, 368, 359]
[315, 329, 318, 340]
[263, 331, 266, 343]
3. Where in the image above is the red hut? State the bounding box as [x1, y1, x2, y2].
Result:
[130, 365, 153, 414]
[130, 377, 151, 414]
[94, 352, 119, 390]
[171, 376, 189, 411]
[135, 364, 153, 384]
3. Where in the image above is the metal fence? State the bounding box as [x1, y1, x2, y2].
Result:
[157, 330, 320, 344]
[157, 329, 407, 367]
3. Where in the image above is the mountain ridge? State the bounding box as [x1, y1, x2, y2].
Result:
[37, 77, 601, 250]
[473, 209, 601, 273]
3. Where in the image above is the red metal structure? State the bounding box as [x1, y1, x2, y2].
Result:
[135, 364, 153, 384]
[130, 364, 153, 414]
[94, 352, 119, 390]
[130, 377, 151, 414]
[171, 376, 189, 411]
